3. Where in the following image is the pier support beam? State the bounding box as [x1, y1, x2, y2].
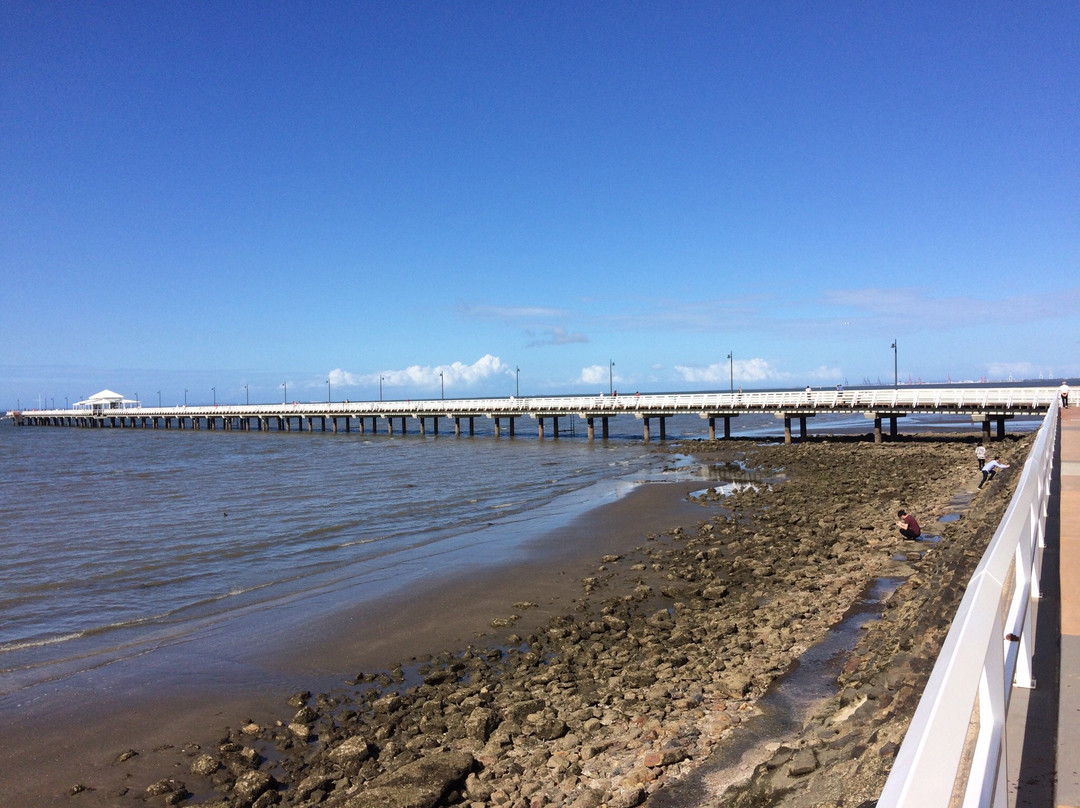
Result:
[494, 417, 501, 438]
[587, 416, 595, 442]
[777, 412, 815, 443]
[643, 417, 651, 443]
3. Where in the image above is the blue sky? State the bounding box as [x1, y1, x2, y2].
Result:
[3, 2, 1077, 409]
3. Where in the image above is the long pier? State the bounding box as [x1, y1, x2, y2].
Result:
[9, 386, 1064, 443]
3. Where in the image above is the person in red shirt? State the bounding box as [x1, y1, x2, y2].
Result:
[896, 509, 921, 541]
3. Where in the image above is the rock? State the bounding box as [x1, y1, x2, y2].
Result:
[531, 716, 568, 741]
[288, 722, 312, 740]
[352, 751, 476, 808]
[295, 773, 333, 799]
[702, 583, 729, 600]
[642, 747, 689, 768]
[232, 769, 274, 804]
[327, 735, 372, 768]
[112, 749, 138, 765]
[191, 753, 220, 776]
[506, 698, 546, 723]
[608, 786, 647, 808]
[145, 778, 185, 797]
[789, 747, 818, 776]
[144, 778, 191, 804]
[465, 706, 497, 741]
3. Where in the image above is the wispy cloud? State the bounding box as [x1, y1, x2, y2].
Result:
[459, 304, 571, 322]
[526, 327, 588, 348]
[821, 286, 1080, 324]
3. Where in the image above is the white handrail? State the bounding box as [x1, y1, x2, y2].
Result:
[876, 398, 1058, 807]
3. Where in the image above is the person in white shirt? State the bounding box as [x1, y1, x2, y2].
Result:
[1060, 381, 1071, 409]
[979, 457, 1010, 489]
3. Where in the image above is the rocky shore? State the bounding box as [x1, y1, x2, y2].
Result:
[78, 435, 1030, 807]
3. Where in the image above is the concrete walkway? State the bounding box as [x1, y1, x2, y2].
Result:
[1003, 405, 1077, 807]
[1057, 405, 1080, 807]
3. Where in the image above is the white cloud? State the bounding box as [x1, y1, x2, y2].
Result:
[983, 361, 1036, 380]
[674, 357, 785, 384]
[806, 364, 843, 381]
[328, 354, 514, 391]
[328, 368, 365, 386]
[579, 364, 617, 387]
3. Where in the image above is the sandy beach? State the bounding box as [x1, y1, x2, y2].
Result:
[1, 432, 1030, 807]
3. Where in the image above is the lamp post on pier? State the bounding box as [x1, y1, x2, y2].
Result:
[282, 382, 287, 403]
[380, 375, 384, 402]
[157, 391, 161, 407]
[727, 352, 733, 393]
[212, 387, 216, 406]
[326, 379, 331, 403]
[244, 385, 248, 405]
[609, 360, 615, 395]
[439, 371, 444, 400]
[891, 340, 898, 389]
[184, 389, 188, 407]
[516, 366, 520, 398]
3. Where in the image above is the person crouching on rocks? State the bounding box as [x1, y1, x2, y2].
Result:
[979, 456, 1010, 489]
[896, 509, 921, 541]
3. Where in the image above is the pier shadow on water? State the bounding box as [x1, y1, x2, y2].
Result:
[649, 575, 906, 807]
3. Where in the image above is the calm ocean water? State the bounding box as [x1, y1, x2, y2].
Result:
[0, 415, 729, 696]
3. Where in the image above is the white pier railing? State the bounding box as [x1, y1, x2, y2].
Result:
[876, 398, 1058, 807]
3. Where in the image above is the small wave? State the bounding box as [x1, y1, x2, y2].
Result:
[0, 630, 86, 654]
[1, 580, 283, 656]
